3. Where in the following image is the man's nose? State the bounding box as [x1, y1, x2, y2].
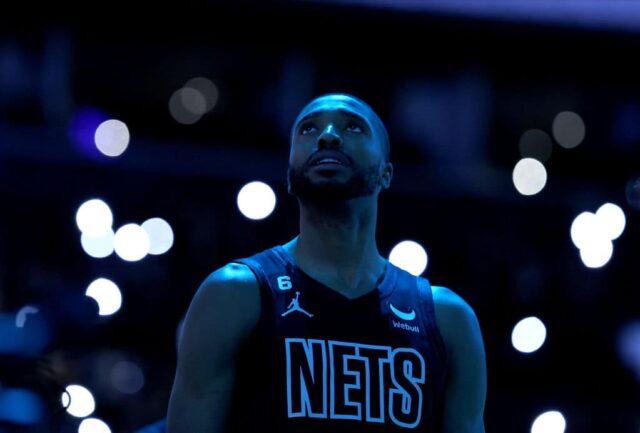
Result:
[317, 124, 342, 148]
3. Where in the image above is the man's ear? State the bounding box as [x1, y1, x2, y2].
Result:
[286, 167, 294, 195]
[381, 162, 393, 189]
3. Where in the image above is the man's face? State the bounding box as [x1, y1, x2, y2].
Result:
[287, 95, 392, 202]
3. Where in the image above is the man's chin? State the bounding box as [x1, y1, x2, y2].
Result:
[292, 184, 359, 202]
[287, 166, 377, 201]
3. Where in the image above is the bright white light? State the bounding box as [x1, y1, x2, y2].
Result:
[552, 111, 585, 149]
[85, 278, 122, 316]
[79, 417, 111, 433]
[111, 361, 145, 394]
[511, 316, 547, 353]
[579, 239, 613, 268]
[531, 410, 566, 433]
[389, 240, 428, 276]
[61, 384, 95, 418]
[236, 181, 277, 220]
[570, 212, 602, 249]
[512, 158, 547, 196]
[114, 224, 150, 262]
[185, 77, 219, 113]
[76, 199, 113, 237]
[595, 202, 626, 240]
[141, 218, 174, 255]
[95, 119, 130, 157]
[81, 229, 115, 259]
[571, 204, 622, 269]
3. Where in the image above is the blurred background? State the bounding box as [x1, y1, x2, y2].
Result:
[1, 1, 639, 432]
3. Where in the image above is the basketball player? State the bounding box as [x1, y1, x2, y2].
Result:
[167, 93, 487, 432]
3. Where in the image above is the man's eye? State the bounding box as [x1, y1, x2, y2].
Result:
[300, 124, 316, 135]
[346, 122, 363, 133]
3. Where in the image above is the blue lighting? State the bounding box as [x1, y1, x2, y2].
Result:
[0, 311, 50, 356]
[68, 106, 111, 160]
[0, 388, 45, 425]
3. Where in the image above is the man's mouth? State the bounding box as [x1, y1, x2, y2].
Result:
[309, 150, 351, 166]
[312, 158, 344, 166]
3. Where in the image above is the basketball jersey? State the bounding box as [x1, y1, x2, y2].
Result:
[225, 245, 449, 433]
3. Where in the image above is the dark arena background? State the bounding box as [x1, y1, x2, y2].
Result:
[1, 2, 640, 432]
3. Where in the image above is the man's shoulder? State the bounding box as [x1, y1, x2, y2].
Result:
[195, 243, 284, 304]
[132, 418, 166, 433]
[431, 285, 472, 311]
[410, 275, 467, 309]
[186, 261, 261, 342]
[429, 285, 481, 339]
[201, 262, 259, 292]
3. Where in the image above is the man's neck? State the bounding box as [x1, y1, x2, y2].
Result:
[288, 197, 386, 293]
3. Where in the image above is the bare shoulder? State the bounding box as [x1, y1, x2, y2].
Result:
[430, 285, 482, 344]
[172, 262, 261, 407]
[182, 262, 261, 348]
[202, 262, 259, 291]
[194, 261, 260, 318]
[193, 262, 261, 312]
[431, 285, 476, 316]
[429, 286, 487, 432]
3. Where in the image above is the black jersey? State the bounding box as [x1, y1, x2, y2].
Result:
[225, 245, 449, 433]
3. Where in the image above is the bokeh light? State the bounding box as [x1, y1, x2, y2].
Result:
[0, 388, 44, 425]
[511, 316, 547, 353]
[76, 199, 113, 237]
[85, 278, 122, 316]
[595, 202, 626, 240]
[111, 361, 145, 394]
[570, 212, 604, 250]
[388, 240, 428, 276]
[512, 158, 547, 196]
[579, 238, 614, 268]
[61, 385, 95, 418]
[570, 204, 622, 269]
[114, 224, 150, 262]
[237, 181, 277, 220]
[68, 107, 110, 159]
[169, 77, 219, 125]
[141, 218, 174, 255]
[94, 119, 130, 157]
[81, 229, 115, 259]
[519, 129, 553, 163]
[185, 77, 219, 113]
[179, 87, 207, 116]
[79, 417, 111, 433]
[0, 310, 50, 356]
[617, 321, 640, 381]
[531, 410, 566, 433]
[169, 88, 204, 125]
[552, 111, 585, 149]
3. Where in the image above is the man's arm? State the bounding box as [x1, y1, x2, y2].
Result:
[432, 285, 487, 433]
[166, 263, 260, 433]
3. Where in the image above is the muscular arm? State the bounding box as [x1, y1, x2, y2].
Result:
[432, 286, 487, 433]
[166, 263, 260, 433]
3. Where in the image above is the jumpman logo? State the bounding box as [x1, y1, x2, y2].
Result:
[281, 291, 314, 318]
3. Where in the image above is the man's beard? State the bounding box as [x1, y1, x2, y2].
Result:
[287, 163, 380, 202]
